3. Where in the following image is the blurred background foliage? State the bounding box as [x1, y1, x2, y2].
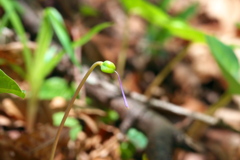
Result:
[1, 0, 240, 160]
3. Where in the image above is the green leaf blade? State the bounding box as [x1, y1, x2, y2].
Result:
[121, 0, 205, 42]
[34, 14, 53, 67]
[45, 8, 78, 66]
[206, 35, 240, 94]
[0, 70, 25, 98]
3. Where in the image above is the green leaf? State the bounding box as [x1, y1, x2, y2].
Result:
[53, 112, 79, 127]
[69, 125, 82, 140]
[45, 8, 78, 66]
[158, 0, 172, 11]
[34, 12, 53, 69]
[120, 142, 136, 160]
[121, 0, 205, 42]
[53, 112, 82, 140]
[31, 13, 54, 82]
[122, 0, 170, 25]
[0, 0, 32, 72]
[206, 35, 240, 94]
[167, 19, 204, 42]
[39, 77, 74, 100]
[127, 128, 148, 150]
[0, 69, 25, 98]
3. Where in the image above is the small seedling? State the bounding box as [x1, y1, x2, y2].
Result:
[50, 60, 129, 160]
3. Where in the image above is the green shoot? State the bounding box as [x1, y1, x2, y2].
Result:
[50, 61, 129, 160]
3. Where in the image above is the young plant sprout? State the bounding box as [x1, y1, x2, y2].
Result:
[50, 60, 129, 160]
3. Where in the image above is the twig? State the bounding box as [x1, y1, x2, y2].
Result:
[187, 91, 232, 139]
[130, 92, 219, 125]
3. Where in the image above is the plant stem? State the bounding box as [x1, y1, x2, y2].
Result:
[206, 91, 232, 115]
[27, 78, 42, 132]
[187, 91, 232, 140]
[49, 61, 103, 160]
[144, 46, 189, 98]
[27, 91, 39, 132]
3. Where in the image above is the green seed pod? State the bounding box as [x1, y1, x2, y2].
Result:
[100, 60, 116, 73]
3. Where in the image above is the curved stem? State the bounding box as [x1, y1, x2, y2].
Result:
[49, 61, 103, 160]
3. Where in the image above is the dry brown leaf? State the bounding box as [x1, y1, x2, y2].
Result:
[49, 97, 67, 110]
[0, 115, 11, 126]
[2, 98, 24, 120]
[78, 113, 99, 134]
[205, 129, 240, 160]
[89, 136, 120, 160]
[173, 63, 201, 95]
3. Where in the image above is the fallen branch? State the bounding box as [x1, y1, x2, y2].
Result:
[84, 72, 205, 160]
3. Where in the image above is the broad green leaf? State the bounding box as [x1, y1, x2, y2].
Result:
[121, 0, 205, 42]
[39, 77, 74, 100]
[206, 35, 240, 94]
[0, 69, 25, 98]
[127, 128, 148, 150]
